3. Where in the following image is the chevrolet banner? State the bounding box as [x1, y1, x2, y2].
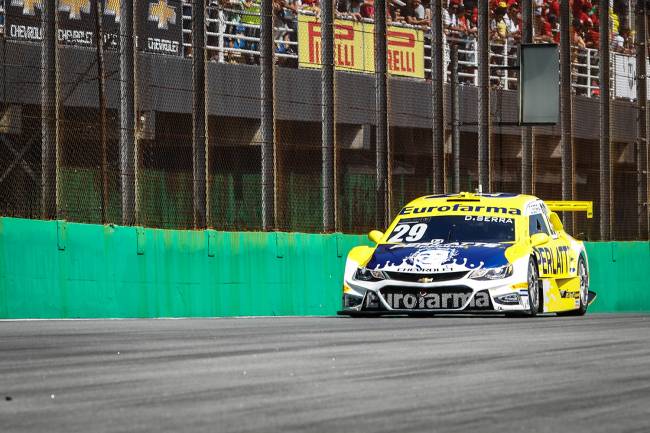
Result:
[298, 14, 425, 79]
[137, 0, 182, 56]
[5, 0, 182, 56]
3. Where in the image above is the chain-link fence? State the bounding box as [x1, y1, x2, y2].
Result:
[0, 0, 647, 240]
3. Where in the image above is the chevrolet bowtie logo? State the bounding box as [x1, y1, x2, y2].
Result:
[105, 0, 121, 22]
[148, 0, 176, 30]
[10, 0, 43, 16]
[418, 277, 434, 284]
[59, 0, 91, 20]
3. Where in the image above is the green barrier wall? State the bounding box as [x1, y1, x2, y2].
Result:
[0, 217, 648, 318]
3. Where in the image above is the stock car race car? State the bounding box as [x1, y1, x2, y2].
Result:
[339, 192, 596, 317]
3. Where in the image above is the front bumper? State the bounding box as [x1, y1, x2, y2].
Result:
[339, 275, 531, 315]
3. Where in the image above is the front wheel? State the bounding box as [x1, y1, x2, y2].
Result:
[506, 257, 540, 318]
[527, 257, 541, 316]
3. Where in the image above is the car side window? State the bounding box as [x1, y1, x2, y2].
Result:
[529, 213, 550, 236]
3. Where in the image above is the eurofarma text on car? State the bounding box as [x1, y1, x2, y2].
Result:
[339, 192, 595, 317]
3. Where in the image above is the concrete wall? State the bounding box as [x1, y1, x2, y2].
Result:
[0, 217, 648, 318]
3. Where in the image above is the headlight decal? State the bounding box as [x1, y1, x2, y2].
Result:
[354, 267, 387, 282]
[469, 264, 513, 280]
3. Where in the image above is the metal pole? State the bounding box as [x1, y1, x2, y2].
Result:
[600, 0, 611, 240]
[646, 1, 650, 240]
[120, 0, 136, 225]
[41, 0, 58, 220]
[431, 0, 445, 193]
[94, 0, 109, 224]
[521, 0, 533, 195]
[478, 0, 490, 191]
[192, 0, 207, 228]
[451, 43, 460, 193]
[636, 3, 647, 239]
[375, 0, 388, 228]
[560, 0, 573, 228]
[260, 0, 275, 230]
[321, 0, 335, 232]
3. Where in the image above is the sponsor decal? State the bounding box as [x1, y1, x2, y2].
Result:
[372, 290, 491, 310]
[10, 0, 42, 16]
[7, 0, 119, 47]
[6, 0, 181, 54]
[525, 201, 544, 216]
[399, 204, 522, 216]
[535, 245, 570, 276]
[298, 14, 425, 78]
[104, 0, 121, 22]
[560, 290, 580, 299]
[58, 0, 91, 20]
[366, 241, 509, 274]
[148, 0, 176, 30]
[139, 0, 181, 55]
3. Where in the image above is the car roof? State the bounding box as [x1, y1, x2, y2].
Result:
[404, 192, 540, 211]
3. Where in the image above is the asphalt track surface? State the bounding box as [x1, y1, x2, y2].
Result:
[1, 315, 650, 433]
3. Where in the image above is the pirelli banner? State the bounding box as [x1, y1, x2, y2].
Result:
[5, 0, 182, 56]
[297, 14, 425, 79]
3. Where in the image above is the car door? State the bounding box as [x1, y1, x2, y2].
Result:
[529, 212, 574, 311]
[529, 212, 570, 278]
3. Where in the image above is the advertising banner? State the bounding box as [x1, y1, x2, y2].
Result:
[7, 0, 97, 46]
[612, 52, 650, 101]
[363, 24, 425, 78]
[298, 14, 425, 79]
[298, 14, 364, 72]
[5, 0, 181, 55]
[137, 0, 183, 56]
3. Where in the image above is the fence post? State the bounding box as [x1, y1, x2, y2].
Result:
[192, 0, 208, 228]
[599, 1, 611, 240]
[521, 0, 533, 195]
[120, 0, 136, 225]
[374, 0, 388, 228]
[321, 0, 335, 232]
[94, 0, 108, 224]
[451, 44, 460, 193]
[41, 0, 58, 220]
[477, 0, 490, 191]
[560, 0, 573, 229]
[260, 0, 276, 230]
[636, 4, 648, 240]
[431, 0, 445, 194]
[218, 7, 225, 63]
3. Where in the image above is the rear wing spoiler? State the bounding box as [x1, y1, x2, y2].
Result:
[545, 201, 593, 219]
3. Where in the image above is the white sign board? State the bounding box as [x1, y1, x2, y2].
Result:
[613, 52, 650, 101]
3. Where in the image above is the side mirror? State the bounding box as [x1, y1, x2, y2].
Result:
[531, 232, 550, 247]
[368, 230, 384, 244]
[549, 212, 564, 232]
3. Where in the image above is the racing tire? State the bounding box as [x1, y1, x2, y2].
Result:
[506, 257, 541, 318]
[558, 256, 589, 317]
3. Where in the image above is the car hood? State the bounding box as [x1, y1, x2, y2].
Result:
[365, 242, 511, 273]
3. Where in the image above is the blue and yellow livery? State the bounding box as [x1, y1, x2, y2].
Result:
[339, 192, 594, 317]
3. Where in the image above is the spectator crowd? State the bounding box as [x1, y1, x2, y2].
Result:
[182, 0, 637, 63]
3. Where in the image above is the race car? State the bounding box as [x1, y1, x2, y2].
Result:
[339, 192, 596, 317]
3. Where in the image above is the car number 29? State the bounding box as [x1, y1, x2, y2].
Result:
[387, 223, 427, 243]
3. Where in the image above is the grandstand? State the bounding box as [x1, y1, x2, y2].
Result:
[0, 0, 647, 240]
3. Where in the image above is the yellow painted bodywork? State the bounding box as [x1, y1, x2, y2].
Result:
[352, 192, 592, 314]
[546, 201, 594, 218]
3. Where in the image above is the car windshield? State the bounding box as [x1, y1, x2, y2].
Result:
[386, 215, 516, 244]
